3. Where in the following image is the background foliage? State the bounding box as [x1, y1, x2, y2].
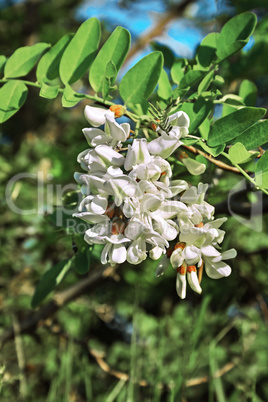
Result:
[1, 0, 268, 401]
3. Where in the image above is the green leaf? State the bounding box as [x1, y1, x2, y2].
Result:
[179, 70, 206, 89]
[31, 259, 72, 308]
[199, 141, 225, 157]
[170, 59, 185, 84]
[199, 118, 210, 140]
[233, 119, 268, 150]
[157, 69, 172, 100]
[102, 60, 117, 99]
[179, 98, 213, 134]
[0, 55, 7, 75]
[207, 107, 266, 147]
[39, 82, 59, 99]
[62, 84, 85, 107]
[72, 248, 90, 275]
[89, 26, 130, 93]
[198, 69, 215, 95]
[255, 171, 268, 189]
[228, 142, 252, 164]
[196, 33, 220, 67]
[0, 81, 28, 123]
[239, 79, 257, 106]
[216, 12, 257, 61]
[59, 18, 101, 85]
[119, 51, 163, 104]
[256, 151, 268, 173]
[4, 43, 50, 78]
[214, 75, 224, 88]
[256, 151, 268, 174]
[172, 87, 189, 100]
[36, 33, 73, 84]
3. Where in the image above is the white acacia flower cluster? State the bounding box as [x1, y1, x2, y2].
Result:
[73, 105, 236, 299]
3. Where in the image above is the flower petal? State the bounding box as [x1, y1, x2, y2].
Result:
[187, 269, 202, 294]
[111, 243, 127, 264]
[84, 105, 114, 127]
[176, 273, 187, 299]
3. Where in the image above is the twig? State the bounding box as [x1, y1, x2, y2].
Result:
[256, 294, 268, 323]
[181, 145, 241, 174]
[0, 264, 118, 348]
[124, 0, 194, 64]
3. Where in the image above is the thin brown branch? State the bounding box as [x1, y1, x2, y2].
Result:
[256, 294, 268, 323]
[182, 144, 242, 174]
[0, 264, 118, 348]
[124, 0, 194, 64]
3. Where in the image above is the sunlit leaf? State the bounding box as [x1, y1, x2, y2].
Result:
[255, 171, 268, 189]
[157, 69, 172, 100]
[171, 59, 185, 84]
[239, 79, 257, 106]
[39, 82, 59, 99]
[89, 26, 130, 93]
[198, 70, 215, 94]
[59, 18, 101, 84]
[208, 107, 266, 147]
[233, 119, 268, 150]
[0, 55, 7, 75]
[36, 33, 73, 83]
[179, 70, 206, 89]
[198, 141, 225, 157]
[216, 12, 257, 61]
[228, 142, 252, 164]
[119, 51, 163, 104]
[256, 151, 268, 174]
[180, 98, 213, 134]
[102, 60, 117, 99]
[61, 84, 85, 107]
[4, 43, 50, 78]
[0, 80, 28, 123]
[196, 33, 220, 67]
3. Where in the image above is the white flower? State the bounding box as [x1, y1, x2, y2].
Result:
[180, 184, 214, 224]
[84, 105, 114, 127]
[101, 234, 131, 265]
[77, 145, 125, 173]
[148, 131, 183, 159]
[83, 114, 130, 148]
[149, 246, 165, 260]
[124, 138, 151, 171]
[148, 111, 190, 159]
[73, 105, 236, 300]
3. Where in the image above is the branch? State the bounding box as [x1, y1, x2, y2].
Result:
[182, 144, 242, 174]
[124, 0, 194, 64]
[0, 264, 118, 348]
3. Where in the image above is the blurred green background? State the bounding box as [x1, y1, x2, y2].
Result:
[1, 0, 268, 401]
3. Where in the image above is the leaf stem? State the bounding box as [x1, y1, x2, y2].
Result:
[222, 151, 268, 195]
[0, 78, 141, 121]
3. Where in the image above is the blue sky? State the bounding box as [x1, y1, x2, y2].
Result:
[76, 0, 235, 60]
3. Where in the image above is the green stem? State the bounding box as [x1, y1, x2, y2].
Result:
[134, 119, 141, 137]
[222, 152, 268, 196]
[0, 78, 141, 122]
